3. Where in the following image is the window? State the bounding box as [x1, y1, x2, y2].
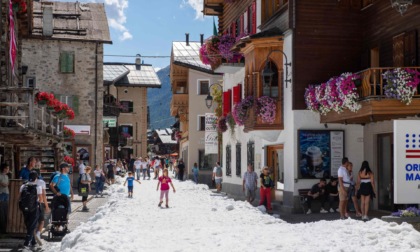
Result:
[198, 80, 209, 95]
[247, 141, 255, 169]
[235, 18, 241, 37]
[57, 95, 79, 115]
[262, 60, 279, 99]
[247, 5, 253, 34]
[120, 101, 133, 113]
[119, 125, 133, 138]
[60, 51, 74, 73]
[226, 145, 232, 176]
[236, 143, 241, 177]
[198, 116, 205, 131]
[262, 0, 288, 24]
[199, 150, 217, 170]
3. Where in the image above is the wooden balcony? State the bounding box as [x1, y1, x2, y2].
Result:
[320, 67, 420, 124]
[203, 0, 223, 16]
[0, 88, 63, 146]
[104, 102, 121, 117]
[170, 93, 189, 116]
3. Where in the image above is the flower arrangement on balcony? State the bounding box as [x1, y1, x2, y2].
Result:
[256, 96, 277, 124]
[232, 96, 254, 126]
[199, 34, 245, 69]
[217, 116, 228, 133]
[382, 68, 420, 105]
[12, 0, 27, 15]
[35, 91, 75, 120]
[64, 156, 75, 166]
[63, 126, 75, 139]
[35, 92, 55, 106]
[392, 207, 420, 217]
[305, 73, 361, 115]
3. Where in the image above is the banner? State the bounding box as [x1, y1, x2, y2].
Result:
[394, 120, 420, 203]
[205, 113, 218, 154]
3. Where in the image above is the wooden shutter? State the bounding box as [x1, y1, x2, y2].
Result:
[72, 95, 79, 115]
[227, 89, 232, 114]
[404, 30, 417, 66]
[60, 52, 74, 73]
[129, 101, 134, 112]
[393, 33, 405, 67]
[252, 1, 257, 34]
[240, 15, 244, 34]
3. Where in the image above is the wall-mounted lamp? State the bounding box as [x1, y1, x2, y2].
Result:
[262, 50, 291, 88]
[205, 82, 223, 109]
[324, 123, 328, 129]
[391, 0, 412, 15]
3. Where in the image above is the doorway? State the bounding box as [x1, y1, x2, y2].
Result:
[267, 145, 284, 202]
[377, 133, 394, 211]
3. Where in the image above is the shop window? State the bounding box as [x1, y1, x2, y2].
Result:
[60, 51, 74, 73]
[236, 143, 241, 177]
[120, 101, 133, 113]
[198, 80, 209, 95]
[226, 145, 232, 176]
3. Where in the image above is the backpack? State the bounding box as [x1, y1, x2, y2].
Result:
[50, 171, 60, 185]
[216, 166, 223, 177]
[18, 184, 38, 213]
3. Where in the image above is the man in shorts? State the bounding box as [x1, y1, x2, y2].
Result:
[338, 157, 351, 219]
[242, 164, 258, 203]
[212, 162, 223, 193]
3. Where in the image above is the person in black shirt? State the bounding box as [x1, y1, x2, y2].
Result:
[128, 154, 135, 173]
[177, 160, 185, 181]
[306, 178, 327, 214]
[325, 178, 339, 213]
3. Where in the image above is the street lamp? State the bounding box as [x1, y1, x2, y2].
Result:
[262, 49, 291, 88]
[205, 83, 223, 109]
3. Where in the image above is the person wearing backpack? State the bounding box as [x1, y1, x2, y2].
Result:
[19, 171, 42, 248]
[50, 163, 74, 213]
[212, 162, 223, 193]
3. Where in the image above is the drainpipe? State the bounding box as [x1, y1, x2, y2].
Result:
[94, 42, 98, 167]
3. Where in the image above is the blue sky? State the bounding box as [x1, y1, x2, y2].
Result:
[57, 0, 215, 70]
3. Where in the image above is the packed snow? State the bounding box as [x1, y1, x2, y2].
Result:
[45, 177, 420, 252]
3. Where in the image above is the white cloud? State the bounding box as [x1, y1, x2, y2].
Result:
[181, 0, 204, 20]
[55, 0, 132, 41]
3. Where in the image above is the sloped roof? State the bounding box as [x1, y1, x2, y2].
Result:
[172, 41, 213, 74]
[155, 128, 176, 144]
[31, 1, 112, 43]
[103, 63, 161, 88]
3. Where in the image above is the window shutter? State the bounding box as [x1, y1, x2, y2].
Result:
[60, 52, 74, 73]
[252, 1, 257, 34]
[129, 101, 134, 112]
[128, 126, 133, 136]
[72, 95, 79, 115]
[60, 53, 67, 73]
[227, 89, 232, 114]
[67, 52, 74, 73]
[223, 91, 229, 116]
[240, 15, 244, 34]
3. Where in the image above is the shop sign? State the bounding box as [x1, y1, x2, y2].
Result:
[394, 120, 420, 203]
[65, 125, 91, 135]
[103, 117, 117, 127]
[205, 113, 218, 154]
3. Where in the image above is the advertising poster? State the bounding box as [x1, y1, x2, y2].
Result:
[205, 113, 218, 154]
[298, 130, 344, 179]
[394, 120, 420, 204]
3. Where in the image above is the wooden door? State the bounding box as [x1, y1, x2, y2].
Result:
[404, 30, 417, 66]
[267, 145, 283, 200]
[393, 33, 405, 67]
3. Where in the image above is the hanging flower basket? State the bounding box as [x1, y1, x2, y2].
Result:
[256, 96, 277, 124]
[232, 96, 254, 126]
[63, 126, 75, 138]
[35, 91, 52, 105]
[382, 68, 420, 105]
[217, 116, 228, 133]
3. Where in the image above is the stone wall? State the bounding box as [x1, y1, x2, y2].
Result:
[21, 39, 104, 166]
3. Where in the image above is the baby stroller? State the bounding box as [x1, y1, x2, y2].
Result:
[47, 194, 69, 240]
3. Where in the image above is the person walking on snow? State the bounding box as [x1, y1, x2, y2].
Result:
[156, 168, 175, 208]
[192, 163, 199, 184]
[258, 166, 274, 212]
[243, 164, 258, 203]
[124, 171, 141, 198]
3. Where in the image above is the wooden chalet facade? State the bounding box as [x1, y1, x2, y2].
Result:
[203, 0, 420, 212]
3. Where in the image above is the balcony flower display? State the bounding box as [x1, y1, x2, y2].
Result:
[218, 34, 243, 62]
[217, 116, 228, 133]
[382, 68, 420, 105]
[232, 96, 254, 126]
[305, 73, 361, 115]
[226, 113, 236, 135]
[63, 126, 75, 138]
[35, 92, 54, 106]
[256, 96, 276, 124]
[199, 34, 245, 69]
[64, 156, 75, 167]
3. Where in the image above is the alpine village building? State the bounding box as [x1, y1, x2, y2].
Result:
[203, 0, 420, 213]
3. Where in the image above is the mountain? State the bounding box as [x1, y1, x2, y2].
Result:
[147, 65, 175, 130]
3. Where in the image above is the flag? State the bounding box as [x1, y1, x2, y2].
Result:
[9, 0, 16, 74]
[405, 133, 420, 158]
[213, 17, 218, 36]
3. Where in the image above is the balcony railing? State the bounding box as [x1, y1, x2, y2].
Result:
[104, 102, 121, 117]
[170, 93, 189, 116]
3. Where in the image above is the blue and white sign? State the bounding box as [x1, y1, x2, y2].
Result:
[394, 120, 420, 203]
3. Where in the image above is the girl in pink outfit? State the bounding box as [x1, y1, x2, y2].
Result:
[156, 168, 176, 208]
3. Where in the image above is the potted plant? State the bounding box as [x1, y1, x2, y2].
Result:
[232, 96, 254, 126]
[35, 92, 51, 106]
[256, 96, 276, 124]
[63, 126, 75, 139]
[382, 68, 420, 105]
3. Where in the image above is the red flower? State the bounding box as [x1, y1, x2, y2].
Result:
[64, 156, 75, 166]
[66, 109, 75, 120]
[63, 126, 75, 138]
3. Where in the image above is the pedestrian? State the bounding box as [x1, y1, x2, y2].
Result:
[338, 157, 351, 219]
[153, 156, 161, 179]
[128, 154, 135, 173]
[19, 171, 42, 249]
[242, 164, 258, 203]
[212, 162, 223, 192]
[192, 162, 199, 184]
[93, 164, 105, 197]
[357, 161, 376, 221]
[0, 163, 10, 234]
[325, 178, 339, 213]
[156, 168, 175, 208]
[141, 157, 149, 180]
[146, 156, 151, 180]
[177, 159, 185, 181]
[107, 161, 116, 184]
[34, 169, 50, 245]
[77, 160, 86, 193]
[134, 157, 142, 180]
[347, 162, 362, 217]
[80, 166, 92, 211]
[50, 163, 74, 214]
[258, 166, 274, 212]
[124, 171, 141, 198]
[305, 178, 328, 214]
[116, 160, 124, 176]
[20, 157, 36, 181]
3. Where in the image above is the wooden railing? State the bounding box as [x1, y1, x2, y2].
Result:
[356, 67, 420, 99]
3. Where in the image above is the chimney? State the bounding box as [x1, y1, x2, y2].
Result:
[185, 33, 189, 46]
[43, 6, 53, 36]
[200, 34, 204, 46]
[135, 54, 141, 70]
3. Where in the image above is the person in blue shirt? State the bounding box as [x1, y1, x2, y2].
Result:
[20, 157, 37, 181]
[192, 162, 199, 184]
[123, 171, 141, 198]
[50, 163, 74, 213]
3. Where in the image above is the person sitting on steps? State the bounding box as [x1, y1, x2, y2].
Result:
[306, 178, 328, 214]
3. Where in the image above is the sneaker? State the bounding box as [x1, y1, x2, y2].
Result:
[356, 212, 362, 217]
[166, 204, 169, 208]
[345, 212, 350, 218]
[158, 201, 163, 207]
[320, 208, 328, 214]
[82, 206, 89, 211]
[34, 231, 43, 245]
[340, 217, 346, 220]
[362, 216, 369, 221]
[335, 208, 339, 212]
[329, 208, 335, 213]
[306, 209, 312, 214]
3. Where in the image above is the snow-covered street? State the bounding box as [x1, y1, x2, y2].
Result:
[45, 177, 420, 252]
